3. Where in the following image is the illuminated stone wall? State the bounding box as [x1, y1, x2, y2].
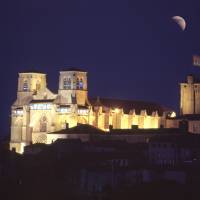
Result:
[91, 107, 160, 130]
[165, 119, 179, 129]
[180, 75, 200, 115]
[10, 70, 165, 154]
[165, 118, 200, 134]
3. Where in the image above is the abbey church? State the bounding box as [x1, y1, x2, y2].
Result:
[10, 68, 172, 153]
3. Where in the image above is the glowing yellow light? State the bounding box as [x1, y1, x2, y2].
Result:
[20, 142, 26, 154]
[114, 108, 120, 113]
[169, 111, 176, 118]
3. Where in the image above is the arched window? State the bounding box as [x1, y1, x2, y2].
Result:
[79, 79, 83, 90]
[63, 78, 67, 89]
[66, 78, 71, 89]
[76, 78, 80, 89]
[40, 116, 47, 132]
[23, 80, 28, 91]
[63, 78, 71, 89]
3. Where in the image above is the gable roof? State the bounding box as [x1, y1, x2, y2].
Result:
[48, 124, 105, 135]
[89, 97, 171, 115]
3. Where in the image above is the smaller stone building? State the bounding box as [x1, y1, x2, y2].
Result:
[166, 74, 200, 134]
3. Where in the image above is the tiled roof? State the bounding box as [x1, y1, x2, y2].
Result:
[48, 124, 105, 134]
[109, 128, 186, 135]
[89, 97, 171, 115]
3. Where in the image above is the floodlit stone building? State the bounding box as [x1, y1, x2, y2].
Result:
[166, 74, 200, 134]
[10, 68, 171, 153]
[180, 75, 200, 115]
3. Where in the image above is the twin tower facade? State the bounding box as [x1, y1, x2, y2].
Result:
[10, 68, 171, 153]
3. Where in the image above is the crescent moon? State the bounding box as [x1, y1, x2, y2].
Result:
[172, 16, 186, 31]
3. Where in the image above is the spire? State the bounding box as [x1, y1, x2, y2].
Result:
[94, 96, 103, 107]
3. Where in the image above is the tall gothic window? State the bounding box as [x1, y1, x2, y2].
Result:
[67, 78, 71, 89]
[79, 79, 83, 90]
[40, 116, 47, 132]
[76, 78, 80, 89]
[63, 78, 67, 89]
[63, 78, 71, 89]
[23, 80, 28, 91]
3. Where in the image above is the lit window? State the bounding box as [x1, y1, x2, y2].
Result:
[57, 106, 71, 113]
[78, 109, 88, 115]
[30, 103, 52, 110]
[76, 78, 80, 89]
[13, 109, 23, 116]
[46, 104, 51, 109]
[67, 78, 71, 89]
[23, 80, 28, 91]
[79, 79, 83, 90]
[63, 78, 71, 89]
[63, 78, 67, 89]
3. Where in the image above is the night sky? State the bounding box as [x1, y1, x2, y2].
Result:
[1, 0, 200, 136]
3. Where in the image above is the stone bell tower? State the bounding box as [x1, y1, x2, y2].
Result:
[58, 68, 88, 105]
[16, 72, 47, 106]
[180, 74, 200, 115]
[10, 71, 47, 153]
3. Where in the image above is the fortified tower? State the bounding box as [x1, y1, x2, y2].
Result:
[180, 74, 200, 114]
[58, 68, 88, 105]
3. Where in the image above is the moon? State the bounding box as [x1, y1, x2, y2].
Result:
[172, 16, 186, 31]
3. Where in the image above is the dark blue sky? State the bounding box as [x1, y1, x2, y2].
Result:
[1, 0, 200, 135]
